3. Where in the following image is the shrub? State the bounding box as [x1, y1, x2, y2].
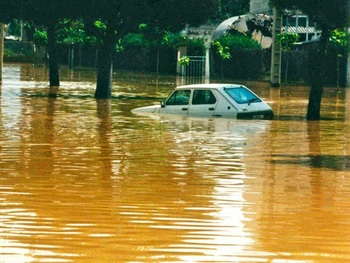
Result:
[211, 34, 264, 79]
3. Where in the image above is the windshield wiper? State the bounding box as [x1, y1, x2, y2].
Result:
[247, 98, 260, 105]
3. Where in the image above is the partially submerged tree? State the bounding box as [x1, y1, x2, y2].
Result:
[270, 0, 350, 120]
[33, 19, 97, 69]
[0, 0, 215, 99]
[83, 0, 216, 99]
[0, 0, 81, 89]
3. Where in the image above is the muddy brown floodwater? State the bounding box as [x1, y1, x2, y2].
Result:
[0, 63, 349, 262]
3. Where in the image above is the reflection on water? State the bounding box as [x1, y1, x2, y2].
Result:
[0, 63, 350, 262]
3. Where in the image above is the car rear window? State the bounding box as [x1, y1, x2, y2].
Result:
[224, 87, 261, 104]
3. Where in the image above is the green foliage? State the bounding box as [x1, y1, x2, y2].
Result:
[57, 19, 96, 45]
[7, 19, 21, 36]
[212, 34, 265, 79]
[219, 34, 262, 50]
[178, 56, 190, 66]
[120, 33, 148, 51]
[4, 49, 19, 57]
[212, 34, 261, 60]
[165, 33, 189, 47]
[32, 19, 98, 47]
[93, 20, 107, 31]
[139, 24, 169, 46]
[138, 23, 147, 31]
[276, 33, 299, 50]
[33, 29, 48, 46]
[163, 33, 205, 55]
[212, 34, 262, 60]
[83, 19, 108, 42]
[185, 38, 205, 56]
[211, 40, 231, 60]
[329, 29, 349, 53]
[118, 31, 205, 56]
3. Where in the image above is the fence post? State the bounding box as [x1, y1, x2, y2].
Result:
[205, 46, 210, 83]
[177, 46, 187, 75]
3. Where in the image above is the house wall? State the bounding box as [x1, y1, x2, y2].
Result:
[250, 0, 272, 14]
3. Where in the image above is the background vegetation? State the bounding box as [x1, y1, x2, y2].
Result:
[1, 0, 349, 89]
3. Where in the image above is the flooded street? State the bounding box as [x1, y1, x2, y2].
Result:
[0, 63, 350, 262]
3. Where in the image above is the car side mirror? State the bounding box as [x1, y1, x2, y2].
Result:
[160, 101, 165, 108]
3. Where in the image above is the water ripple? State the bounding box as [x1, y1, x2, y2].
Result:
[1, 64, 350, 262]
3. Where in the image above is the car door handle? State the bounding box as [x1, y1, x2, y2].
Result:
[208, 108, 215, 111]
[182, 108, 188, 111]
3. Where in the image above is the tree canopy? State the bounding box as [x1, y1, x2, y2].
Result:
[216, 0, 250, 19]
[0, 0, 80, 25]
[80, 0, 216, 98]
[0, 0, 216, 98]
[0, 0, 84, 88]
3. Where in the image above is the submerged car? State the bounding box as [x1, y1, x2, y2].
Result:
[132, 83, 274, 119]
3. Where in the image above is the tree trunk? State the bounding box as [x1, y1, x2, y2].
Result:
[306, 81, 324, 120]
[0, 23, 4, 82]
[47, 23, 60, 89]
[306, 30, 329, 121]
[94, 24, 116, 99]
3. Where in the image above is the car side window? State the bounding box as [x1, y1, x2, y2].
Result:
[192, 90, 217, 105]
[166, 90, 191, 105]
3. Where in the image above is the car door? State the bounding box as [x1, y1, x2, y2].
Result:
[160, 89, 191, 116]
[188, 89, 217, 117]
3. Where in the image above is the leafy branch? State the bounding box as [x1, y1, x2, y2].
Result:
[276, 32, 299, 50]
[211, 40, 231, 60]
[178, 56, 190, 66]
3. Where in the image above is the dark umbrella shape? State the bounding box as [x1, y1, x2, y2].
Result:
[212, 14, 273, 49]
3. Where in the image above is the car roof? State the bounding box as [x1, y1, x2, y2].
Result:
[175, 83, 245, 90]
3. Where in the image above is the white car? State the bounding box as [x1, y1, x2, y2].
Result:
[132, 83, 274, 119]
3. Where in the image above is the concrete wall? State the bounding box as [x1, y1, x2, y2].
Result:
[250, 0, 272, 14]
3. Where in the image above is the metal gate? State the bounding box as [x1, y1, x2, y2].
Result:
[181, 56, 206, 84]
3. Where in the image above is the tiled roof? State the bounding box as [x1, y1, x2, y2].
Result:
[282, 26, 321, 34]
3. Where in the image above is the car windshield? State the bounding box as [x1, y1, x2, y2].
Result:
[224, 87, 261, 104]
